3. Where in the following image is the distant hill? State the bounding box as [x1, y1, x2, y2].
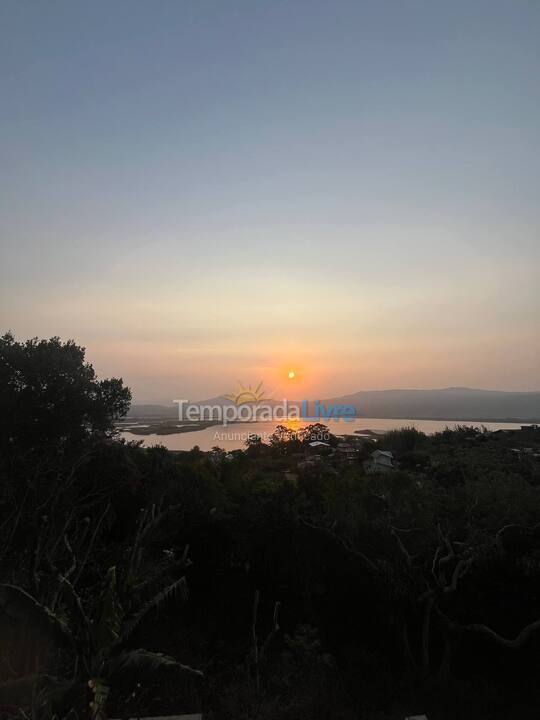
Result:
[323, 387, 540, 421]
[125, 403, 179, 418]
[127, 388, 540, 422]
[125, 398, 236, 419]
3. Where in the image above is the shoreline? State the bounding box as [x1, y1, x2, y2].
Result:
[117, 416, 538, 437]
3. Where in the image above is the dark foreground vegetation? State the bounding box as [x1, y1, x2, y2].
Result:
[1, 333, 540, 720]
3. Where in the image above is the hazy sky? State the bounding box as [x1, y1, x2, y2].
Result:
[1, 1, 539, 401]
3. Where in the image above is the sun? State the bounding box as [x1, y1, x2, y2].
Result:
[288, 370, 296, 380]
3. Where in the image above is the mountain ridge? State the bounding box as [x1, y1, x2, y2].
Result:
[127, 387, 540, 421]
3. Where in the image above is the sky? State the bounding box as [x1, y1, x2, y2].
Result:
[1, 0, 539, 402]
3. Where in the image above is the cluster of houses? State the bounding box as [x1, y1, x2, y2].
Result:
[299, 435, 396, 474]
[209, 433, 400, 475]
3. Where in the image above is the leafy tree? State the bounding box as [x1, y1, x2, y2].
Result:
[380, 426, 427, 456]
[245, 434, 264, 457]
[0, 333, 131, 452]
[298, 423, 337, 447]
[268, 425, 301, 454]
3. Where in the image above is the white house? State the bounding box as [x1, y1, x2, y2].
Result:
[363, 449, 395, 473]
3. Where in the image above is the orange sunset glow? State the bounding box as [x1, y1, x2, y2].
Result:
[1, 5, 540, 717]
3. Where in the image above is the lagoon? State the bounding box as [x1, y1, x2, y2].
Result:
[121, 417, 528, 452]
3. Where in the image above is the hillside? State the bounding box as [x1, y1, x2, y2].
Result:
[326, 387, 540, 421]
[128, 387, 540, 421]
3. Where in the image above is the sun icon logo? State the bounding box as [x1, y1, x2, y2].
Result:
[223, 380, 270, 405]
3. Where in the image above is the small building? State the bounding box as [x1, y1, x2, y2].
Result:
[306, 440, 332, 456]
[335, 442, 358, 463]
[363, 449, 395, 473]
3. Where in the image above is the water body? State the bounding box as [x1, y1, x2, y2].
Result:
[121, 417, 528, 452]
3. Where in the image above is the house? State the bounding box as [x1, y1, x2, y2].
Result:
[306, 440, 332, 456]
[363, 449, 395, 473]
[335, 442, 358, 463]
